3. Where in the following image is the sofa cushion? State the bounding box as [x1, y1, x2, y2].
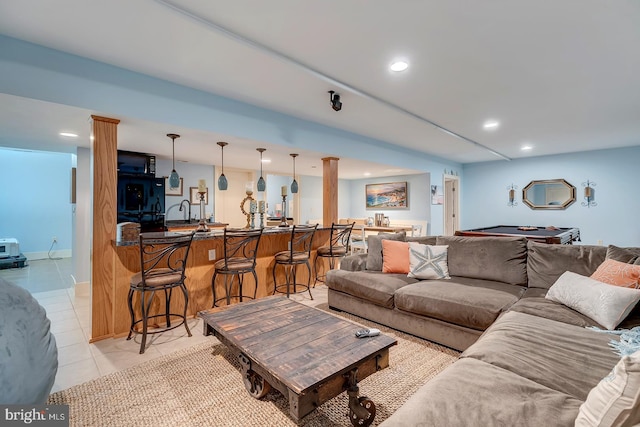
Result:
[462, 311, 621, 400]
[325, 269, 418, 308]
[379, 357, 583, 427]
[575, 350, 640, 427]
[394, 277, 525, 330]
[509, 289, 604, 328]
[545, 271, 640, 330]
[405, 235, 438, 245]
[591, 259, 640, 288]
[366, 232, 406, 271]
[407, 243, 450, 280]
[381, 240, 410, 273]
[527, 241, 607, 289]
[606, 245, 640, 265]
[436, 236, 528, 285]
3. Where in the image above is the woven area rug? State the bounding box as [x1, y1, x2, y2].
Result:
[48, 306, 459, 426]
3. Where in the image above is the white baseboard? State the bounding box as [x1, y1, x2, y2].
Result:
[24, 250, 72, 260]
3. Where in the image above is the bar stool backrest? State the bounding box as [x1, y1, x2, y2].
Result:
[289, 224, 318, 258]
[329, 222, 354, 256]
[138, 231, 195, 288]
[221, 228, 263, 270]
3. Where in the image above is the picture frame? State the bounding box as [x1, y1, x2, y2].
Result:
[189, 187, 209, 205]
[365, 182, 408, 209]
[431, 185, 444, 205]
[165, 177, 183, 196]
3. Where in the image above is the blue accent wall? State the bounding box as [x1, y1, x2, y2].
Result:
[461, 146, 640, 246]
[0, 148, 74, 257]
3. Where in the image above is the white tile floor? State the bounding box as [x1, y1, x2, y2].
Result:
[1, 258, 328, 394]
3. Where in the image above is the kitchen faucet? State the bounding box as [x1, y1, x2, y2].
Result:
[178, 199, 192, 223]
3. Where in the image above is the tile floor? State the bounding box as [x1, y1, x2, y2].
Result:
[1, 258, 328, 394]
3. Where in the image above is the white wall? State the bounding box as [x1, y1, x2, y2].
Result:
[73, 147, 91, 283]
[461, 146, 640, 246]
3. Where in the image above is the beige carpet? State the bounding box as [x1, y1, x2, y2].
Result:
[48, 306, 459, 426]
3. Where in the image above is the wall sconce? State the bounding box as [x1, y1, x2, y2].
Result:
[582, 180, 597, 208]
[256, 148, 266, 192]
[217, 141, 228, 191]
[290, 153, 299, 193]
[507, 184, 518, 207]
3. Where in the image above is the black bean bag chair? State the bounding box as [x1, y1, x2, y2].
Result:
[0, 278, 58, 403]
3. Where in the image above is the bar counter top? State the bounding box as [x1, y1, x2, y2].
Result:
[104, 225, 333, 340]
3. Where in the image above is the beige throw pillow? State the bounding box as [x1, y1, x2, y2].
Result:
[575, 350, 640, 427]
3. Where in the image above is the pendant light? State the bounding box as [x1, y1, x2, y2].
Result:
[256, 148, 266, 192]
[167, 133, 180, 189]
[217, 141, 228, 191]
[290, 153, 299, 193]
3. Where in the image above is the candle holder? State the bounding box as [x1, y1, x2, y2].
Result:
[196, 192, 209, 232]
[279, 195, 289, 227]
[240, 190, 255, 229]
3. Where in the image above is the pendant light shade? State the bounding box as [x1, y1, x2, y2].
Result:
[217, 141, 228, 191]
[167, 133, 181, 189]
[256, 148, 266, 192]
[290, 153, 299, 194]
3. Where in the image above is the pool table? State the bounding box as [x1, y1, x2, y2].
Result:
[455, 225, 581, 245]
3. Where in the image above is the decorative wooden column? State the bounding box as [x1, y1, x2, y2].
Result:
[322, 157, 340, 227]
[91, 115, 120, 342]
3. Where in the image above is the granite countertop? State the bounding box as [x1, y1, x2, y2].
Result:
[115, 225, 330, 246]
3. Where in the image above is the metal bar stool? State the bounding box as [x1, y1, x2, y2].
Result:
[314, 222, 354, 284]
[127, 231, 195, 354]
[273, 224, 318, 299]
[211, 228, 263, 307]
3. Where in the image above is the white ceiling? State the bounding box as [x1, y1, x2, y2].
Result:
[1, 0, 639, 175]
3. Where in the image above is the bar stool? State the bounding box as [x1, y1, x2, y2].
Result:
[273, 224, 318, 299]
[127, 231, 195, 354]
[314, 222, 354, 284]
[211, 228, 263, 307]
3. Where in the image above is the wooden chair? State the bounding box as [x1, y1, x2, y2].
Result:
[127, 231, 195, 354]
[272, 224, 318, 299]
[314, 222, 354, 284]
[211, 228, 263, 307]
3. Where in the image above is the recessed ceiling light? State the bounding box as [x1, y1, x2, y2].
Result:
[261, 158, 271, 163]
[59, 132, 78, 138]
[521, 145, 533, 151]
[390, 61, 409, 72]
[363, 172, 371, 177]
[483, 121, 500, 130]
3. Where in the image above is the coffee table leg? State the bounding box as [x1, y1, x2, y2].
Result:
[346, 369, 376, 427]
[239, 353, 271, 399]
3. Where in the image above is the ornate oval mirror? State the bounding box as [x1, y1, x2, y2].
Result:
[522, 179, 576, 210]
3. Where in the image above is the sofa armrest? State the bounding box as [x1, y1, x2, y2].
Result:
[340, 254, 368, 271]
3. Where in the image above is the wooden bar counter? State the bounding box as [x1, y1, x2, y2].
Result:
[110, 227, 331, 339]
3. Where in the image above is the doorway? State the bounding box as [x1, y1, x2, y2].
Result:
[443, 175, 460, 236]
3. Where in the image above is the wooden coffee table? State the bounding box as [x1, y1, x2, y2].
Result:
[199, 296, 397, 426]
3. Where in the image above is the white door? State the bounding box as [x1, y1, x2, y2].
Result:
[444, 176, 460, 235]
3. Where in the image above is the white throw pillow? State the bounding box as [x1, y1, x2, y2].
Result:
[407, 243, 450, 280]
[546, 271, 640, 330]
[575, 350, 640, 427]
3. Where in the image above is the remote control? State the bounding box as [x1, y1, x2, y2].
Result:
[355, 328, 381, 338]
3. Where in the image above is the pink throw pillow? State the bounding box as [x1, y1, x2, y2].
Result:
[382, 240, 410, 274]
[591, 259, 640, 289]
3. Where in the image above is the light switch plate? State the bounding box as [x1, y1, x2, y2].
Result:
[208, 249, 216, 261]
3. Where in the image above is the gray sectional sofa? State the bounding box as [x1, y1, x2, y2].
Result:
[326, 234, 640, 426]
